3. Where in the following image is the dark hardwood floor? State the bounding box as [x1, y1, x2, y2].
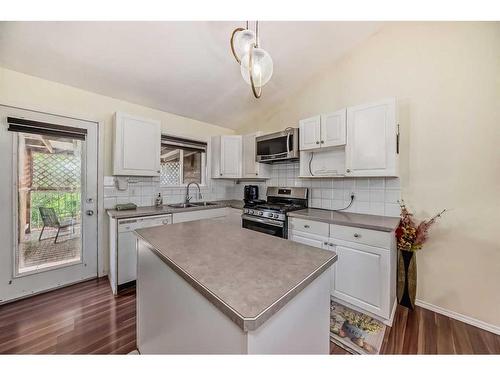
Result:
[0, 277, 498, 354]
[0, 277, 136, 354]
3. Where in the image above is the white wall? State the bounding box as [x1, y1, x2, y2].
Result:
[238, 22, 500, 328]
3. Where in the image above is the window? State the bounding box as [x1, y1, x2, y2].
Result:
[160, 135, 207, 186]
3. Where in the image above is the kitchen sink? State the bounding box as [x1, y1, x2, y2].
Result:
[168, 203, 196, 208]
[191, 202, 219, 207]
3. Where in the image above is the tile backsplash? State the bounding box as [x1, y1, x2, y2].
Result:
[103, 162, 401, 217]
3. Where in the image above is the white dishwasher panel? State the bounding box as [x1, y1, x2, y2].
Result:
[116, 214, 172, 288]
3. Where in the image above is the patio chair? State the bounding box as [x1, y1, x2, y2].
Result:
[38, 207, 76, 243]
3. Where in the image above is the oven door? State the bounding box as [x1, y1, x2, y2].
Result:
[241, 214, 285, 238]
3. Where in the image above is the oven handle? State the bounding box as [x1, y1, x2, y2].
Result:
[241, 214, 284, 227]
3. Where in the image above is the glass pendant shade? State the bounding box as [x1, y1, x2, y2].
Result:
[233, 29, 256, 62]
[240, 47, 274, 88]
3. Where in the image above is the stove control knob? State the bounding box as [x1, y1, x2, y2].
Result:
[273, 214, 278, 218]
[259, 211, 263, 216]
[249, 210, 254, 214]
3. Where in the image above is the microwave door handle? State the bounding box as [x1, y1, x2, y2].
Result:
[286, 132, 290, 154]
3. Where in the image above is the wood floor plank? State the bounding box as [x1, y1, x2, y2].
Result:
[1, 277, 499, 354]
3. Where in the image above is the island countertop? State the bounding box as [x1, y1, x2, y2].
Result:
[134, 211, 337, 331]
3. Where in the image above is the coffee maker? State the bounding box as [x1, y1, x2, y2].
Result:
[244, 185, 264, 205]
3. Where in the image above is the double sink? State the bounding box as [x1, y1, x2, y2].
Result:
[168, 202, 219, 209]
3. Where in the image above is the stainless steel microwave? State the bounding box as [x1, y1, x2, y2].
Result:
[255, 128, 299, 163]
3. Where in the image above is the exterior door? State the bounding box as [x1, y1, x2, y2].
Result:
[299, 115, 321, 151]
[0, 106, 98, 303]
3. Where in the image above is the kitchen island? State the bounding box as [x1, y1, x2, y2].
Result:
[134, 210, 337, 354]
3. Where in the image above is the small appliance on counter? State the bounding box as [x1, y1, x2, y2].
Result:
[115, 203, 137, 211]
[242, 186, 308, 238]
[244, 185, 265, 206]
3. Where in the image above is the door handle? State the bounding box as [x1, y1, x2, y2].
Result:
[86, 210, 94, 216]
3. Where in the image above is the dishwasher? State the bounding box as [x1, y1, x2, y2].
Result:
[111, 214, 172, 294]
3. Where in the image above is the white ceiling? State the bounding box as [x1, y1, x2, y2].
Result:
[0, 21, 383, 130]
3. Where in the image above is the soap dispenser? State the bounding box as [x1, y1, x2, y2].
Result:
[155, 193, 163, 207]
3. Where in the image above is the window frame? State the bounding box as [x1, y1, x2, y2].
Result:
[159, 135, 207, 187]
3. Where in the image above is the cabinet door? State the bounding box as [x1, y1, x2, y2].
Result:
[242, 133, 257, 178]
[345, 98, 397, 177]
[331, 241, 391, 319]
[113, 112, 161, 176]
[321, 109, 346, 147]
[299, 115, 321, 151]
[220, 136, 242, 178]
[242, 133, 270, 179]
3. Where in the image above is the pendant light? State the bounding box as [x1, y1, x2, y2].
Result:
[230, 21, 273, 98]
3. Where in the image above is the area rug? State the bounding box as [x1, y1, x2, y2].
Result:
[330, 299, 386, 354]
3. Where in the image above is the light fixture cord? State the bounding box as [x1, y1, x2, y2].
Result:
[255, 20, 259, 48]
[246, 21, 248, 29]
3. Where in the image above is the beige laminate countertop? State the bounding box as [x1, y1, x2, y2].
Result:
[106, 199, 244, 219]
[134, 211, 337, 331]
[288, 208, 400, 232]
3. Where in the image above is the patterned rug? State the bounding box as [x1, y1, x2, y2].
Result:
[330, 299, 386, 354]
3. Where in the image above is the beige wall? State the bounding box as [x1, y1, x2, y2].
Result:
[238, 22, 500, 328]
[0, 67, 235, 176]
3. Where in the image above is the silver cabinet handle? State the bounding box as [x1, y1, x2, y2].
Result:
[353, 233, 361, 238]
[329, 243, 334, 247]
[304, 224, 310, 228]
[320, 140, 324, 144]
[86, 210, 94, 216]
[346, 169, 351, 173]
[315, 141, 320, 144]
[324, 242, 329, 245]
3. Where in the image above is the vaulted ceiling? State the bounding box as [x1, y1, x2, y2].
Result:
[0, 21, 383, 129]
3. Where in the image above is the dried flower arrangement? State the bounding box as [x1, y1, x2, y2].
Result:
[395, 200, 446, 252]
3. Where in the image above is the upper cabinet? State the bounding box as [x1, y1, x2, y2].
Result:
[113, 112, 161, 176]
[345, 98, 397, 177]
[299, 109, 346, 151]
[242, 133, 271, 179]
[299, 115, 321, 150]
[298, 98, 398, 178]
[211, 135, 242, 178]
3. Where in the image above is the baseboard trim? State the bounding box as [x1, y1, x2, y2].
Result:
[415, 299, 500, 336]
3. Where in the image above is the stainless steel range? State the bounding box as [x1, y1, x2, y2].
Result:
[242, 187, 308, 238]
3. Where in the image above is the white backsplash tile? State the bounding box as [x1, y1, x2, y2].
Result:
[103, 163, 401, 217]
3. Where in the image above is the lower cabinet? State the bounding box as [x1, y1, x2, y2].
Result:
[289, 218, 396, 323]
[172, 207, 227, 224]
[328, 240, 392, 320]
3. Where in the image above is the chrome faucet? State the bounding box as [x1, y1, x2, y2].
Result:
[185, 182, 202, 203]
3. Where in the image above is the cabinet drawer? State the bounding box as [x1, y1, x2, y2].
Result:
[330, 224, 392, 249]
[289, 218, 329, 237]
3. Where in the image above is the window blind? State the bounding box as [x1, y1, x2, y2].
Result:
[161, 135, 207, 153]
[7, 117, 87, 140]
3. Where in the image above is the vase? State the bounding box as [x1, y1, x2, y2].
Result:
[342, 321, 367, 340]
[397, 249, 417, 309]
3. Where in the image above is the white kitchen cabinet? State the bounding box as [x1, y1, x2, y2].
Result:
[288, 217, 396, 324]
[211, 135, 242, 178]
[329, 241, 392, 320]
[321, 110, 347, 148]
[172, 207, 227, 224]
[345, 98, 398, 177]
[299, 110, 346, 151]
[299, 115, 321, 151]
[113, 112, 161, 176]
[242, 133, 270, 179]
